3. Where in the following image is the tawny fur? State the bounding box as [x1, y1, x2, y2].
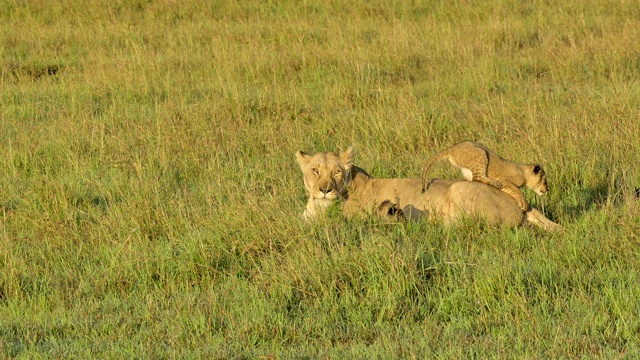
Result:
[297, 147, 561, 231]
[296, 147, 354, 219]
[421, 141, 548, 212]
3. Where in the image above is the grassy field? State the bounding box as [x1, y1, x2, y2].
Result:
[1, 0, 639, 357]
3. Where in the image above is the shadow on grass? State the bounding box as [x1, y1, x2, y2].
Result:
[557, 182, 621, 221]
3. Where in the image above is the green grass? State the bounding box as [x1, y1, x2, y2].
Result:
[1, 0, 640, 357]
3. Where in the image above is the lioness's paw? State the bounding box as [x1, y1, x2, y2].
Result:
[377, 200, 403, 220]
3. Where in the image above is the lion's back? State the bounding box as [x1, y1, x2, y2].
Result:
[445, 181, 525, 226]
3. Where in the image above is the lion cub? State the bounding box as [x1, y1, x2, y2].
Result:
[421, 141, 548, 211]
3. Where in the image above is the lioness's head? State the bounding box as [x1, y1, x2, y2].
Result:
[525, 164, 548, 196]
[296, 147, 354, 216]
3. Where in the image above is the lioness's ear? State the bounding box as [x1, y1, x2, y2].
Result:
[533, 164, 542, 174]
[296, 151, 310, 167]
[340, 147, 354, 170]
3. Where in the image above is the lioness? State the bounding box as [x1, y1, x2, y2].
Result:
[421, 141, 548, 212]
[297, 147, 561, 231]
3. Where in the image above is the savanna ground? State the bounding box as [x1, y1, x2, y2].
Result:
[1, 0, 639, 358]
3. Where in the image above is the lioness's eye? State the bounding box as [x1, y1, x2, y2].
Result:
[333, 169, 341, 176]
[312, 168, 319, 175]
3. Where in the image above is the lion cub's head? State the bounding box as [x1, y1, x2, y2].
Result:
[296, 147, 354, 219]
[525, 164, 548, 196]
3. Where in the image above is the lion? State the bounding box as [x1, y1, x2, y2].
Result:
[296, 147, 561, 231]
[421, 141, 548, 211]
[296, 147, 354, 219]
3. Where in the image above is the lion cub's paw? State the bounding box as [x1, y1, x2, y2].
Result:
[518, 199, 531, 212]
[485, 177, 504, 189]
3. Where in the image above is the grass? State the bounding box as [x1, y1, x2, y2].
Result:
[1, 0, 639, 357]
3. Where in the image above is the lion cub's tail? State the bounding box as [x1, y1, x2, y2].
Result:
[421, 148, 451, 193]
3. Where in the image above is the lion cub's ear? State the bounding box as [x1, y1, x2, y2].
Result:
[340, 147, 354, 171]
[296, 151, 310, 167]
